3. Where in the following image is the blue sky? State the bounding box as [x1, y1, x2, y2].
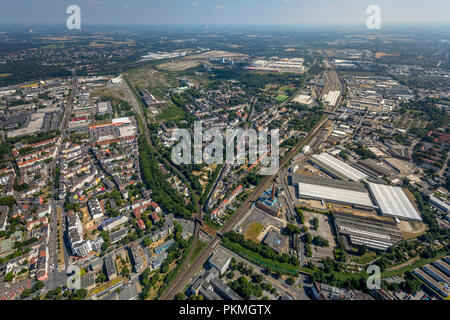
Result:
[1, 0, 449, 26]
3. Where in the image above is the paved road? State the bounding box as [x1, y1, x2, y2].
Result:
[45, 71, 78, 292]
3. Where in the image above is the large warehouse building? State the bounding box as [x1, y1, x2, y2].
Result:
[309, 153, 368, 182]
[333, 211, 402, 251]
[290, 174, 373, 210]
[367, 183, 422, 222]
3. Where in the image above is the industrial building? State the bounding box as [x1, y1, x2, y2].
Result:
[322, 90, 340, 107]
[354, 158, 392, 178]
[310, 153, 368, 182]
[428, 195, 450, 213]
[150, 253, 168, 271]
[413, 267, 449, 299]
[367, 183, 422, 222]
[255, 183, 283, 217]
[333, 211, 402, 251]
[290, 174, 373, 210]
[433, 258, 450, 277]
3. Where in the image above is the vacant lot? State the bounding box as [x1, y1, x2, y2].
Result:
[243, 221, 264, 242]
[302, 211, 336, 259]
[239, 207, 285, 239]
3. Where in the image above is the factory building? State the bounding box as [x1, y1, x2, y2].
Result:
[428, 195, 450, 214]
[412, 268, 449, 299]
[333, 211, 402, 251]
[354, 158, 392, 178]
[309, 153, 368, 182]
[290, 174, 373, 210]
[367, 183, 422, 222]
[255, 182, 283, 217]
[433, 258, 450, 277]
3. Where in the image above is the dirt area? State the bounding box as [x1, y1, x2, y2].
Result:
[158, 60, 201, 72]
[295, 163, 329, 178]
[296, 199, 330, 212]
[398, 220, 427, 240]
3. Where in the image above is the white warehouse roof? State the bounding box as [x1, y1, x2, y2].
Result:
[297, 183, 373, 208]
[311, 153, 368, 182]
[368, 183, 422, 222]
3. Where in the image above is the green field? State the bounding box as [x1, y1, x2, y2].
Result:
[156, 104, 186, 122]
[243, 222, 264, 242]
[276, 94, 288, 102]
[350, 251, 378, 265]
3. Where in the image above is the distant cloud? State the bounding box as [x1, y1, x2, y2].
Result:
[216, 5, 224, 10]
[192, 1, 198, 6]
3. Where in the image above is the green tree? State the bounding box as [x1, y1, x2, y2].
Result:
[176, 292, 186, 300]
[286, 277, 295, 286]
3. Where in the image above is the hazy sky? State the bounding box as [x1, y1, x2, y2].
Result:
[1, 0, 449, 26]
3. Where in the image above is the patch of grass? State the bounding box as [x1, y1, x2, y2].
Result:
[155, 104, 186, 122]
[276, 94, 288, 102]
[243, 222, 264, 242]
[87, 276, 123, 299]
[189, 240, 206, 264]
[350, 251, 378, 265]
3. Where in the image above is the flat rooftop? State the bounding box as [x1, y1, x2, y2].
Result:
[368, 183, 422, 222]
[290, 173, 366, 193]
[297, 182, 373, 208]
[311, 153, 368, 182]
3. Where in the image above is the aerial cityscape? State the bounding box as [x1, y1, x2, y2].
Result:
[0, 0, 448, 308]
